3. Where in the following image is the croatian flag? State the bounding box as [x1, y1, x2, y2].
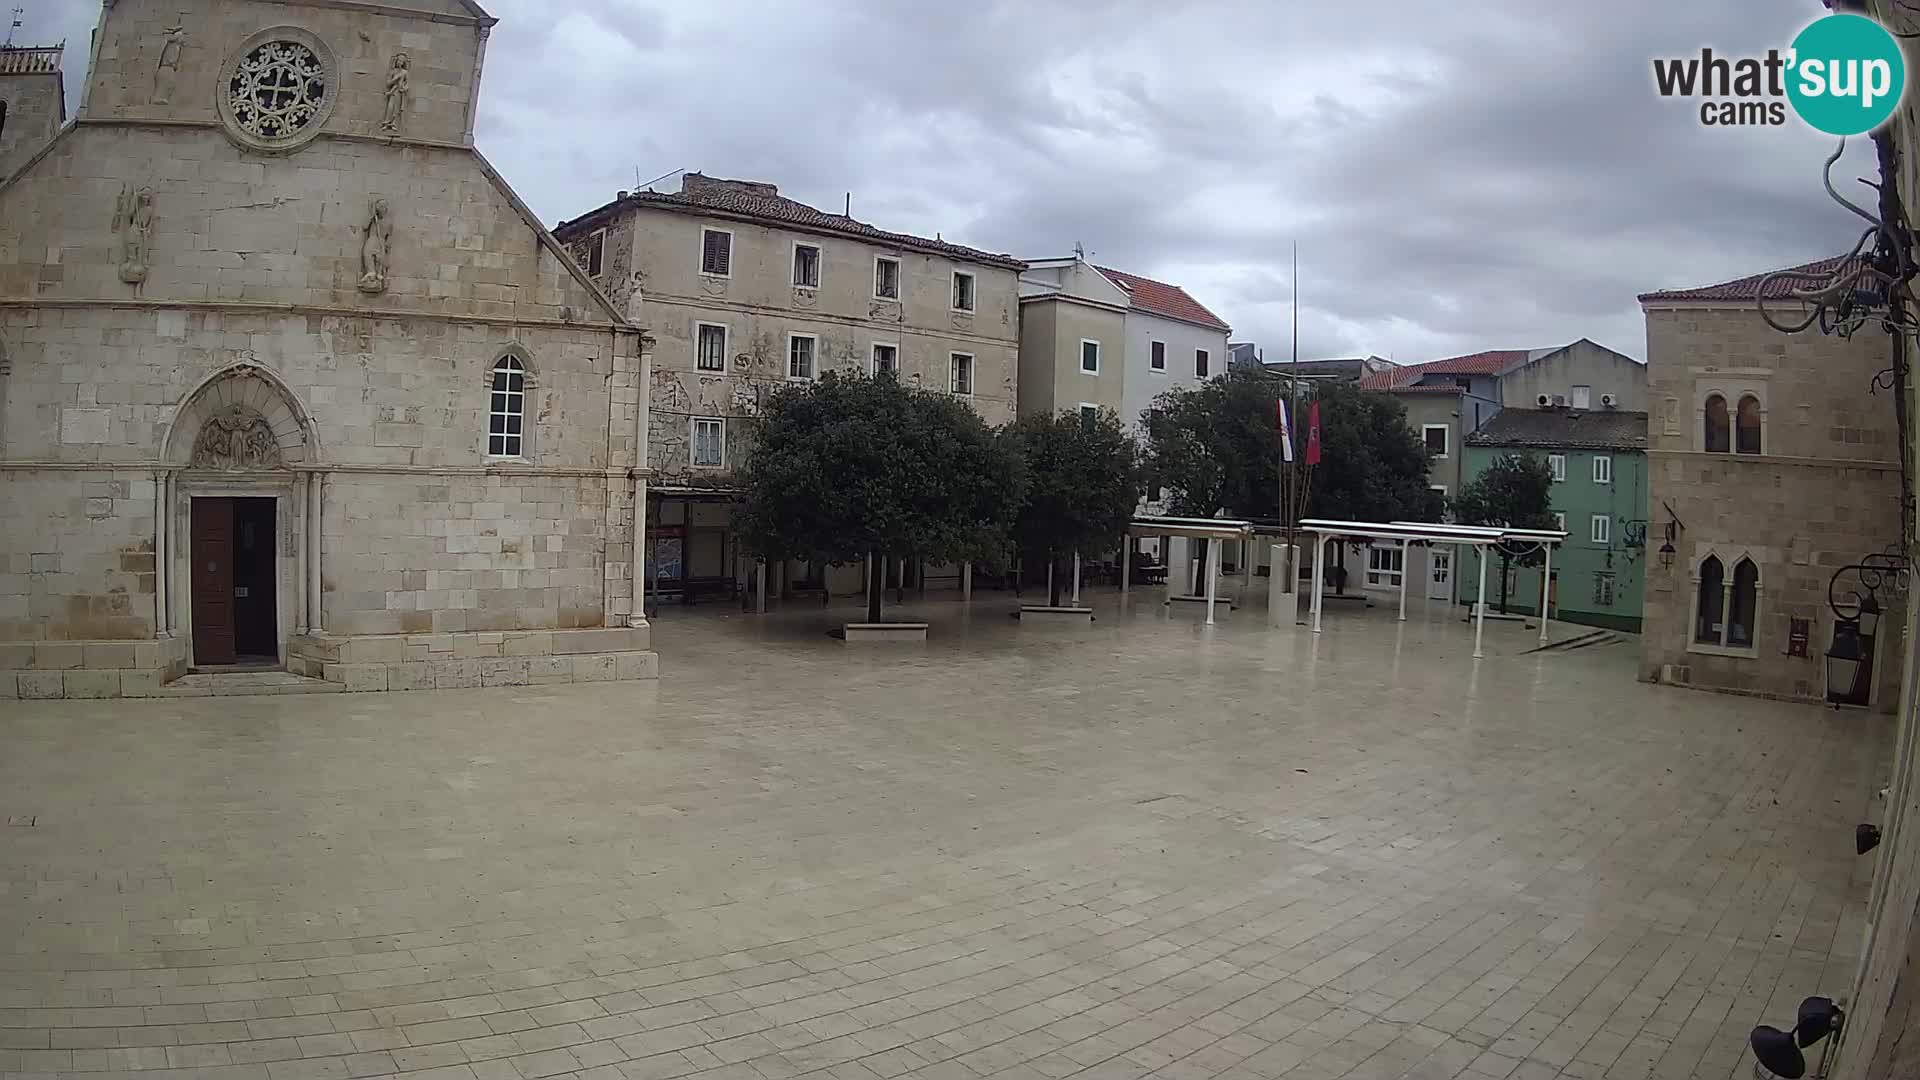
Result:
[1276, 399, 1294, 463]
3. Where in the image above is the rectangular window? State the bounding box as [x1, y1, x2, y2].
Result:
[1080, 404, 1099, 433]
[700, 228, 732, 277]
[695, 322, 728, 373]
[1366, 545, 1404, 588]
[1422, 424, 1449, 457]
[1590, 514, 1610, 545]
[1081, 339, 1101, 374]
[788, 334, 815, 380]
[1195, 349, 1210, 378]
[1592, 455, 1612, 484]
[874, 257, 901, 300]
[1548, 453, 1567, 482]
[871, 343, 898, 376]
[1150, 341, 1166, 372]
[574, 230, 604, 278]
[951, 271, 976, 312]
[950, 352, 973, 395]
[1593, 572, 1616, 607]
[488, 355, 527, 458]
[1571, 385, 1592, 410]
[1553, 511, 1567, 532]
[792, 242, 821, 289]
[691, 417, 725, 468]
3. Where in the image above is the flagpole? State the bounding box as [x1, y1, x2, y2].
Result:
[1283, 242, 1300, 570]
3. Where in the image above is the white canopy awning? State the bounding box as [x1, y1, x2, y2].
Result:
[1127, 516, 1254, 541]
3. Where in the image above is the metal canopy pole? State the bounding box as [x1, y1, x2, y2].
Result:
[1121, 542, 1131, 595]
[1203, 538, 1221, 625]
[1473, 547, 1489, 659]
[1540, 542, 1553, 643]
[1397, 538, 1409, 622]
[1310, 534, 1326, 633]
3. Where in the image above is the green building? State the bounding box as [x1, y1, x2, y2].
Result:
[1455, 409, 1649, 632]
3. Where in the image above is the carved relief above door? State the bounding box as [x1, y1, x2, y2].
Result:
[189, 405, 285, 471]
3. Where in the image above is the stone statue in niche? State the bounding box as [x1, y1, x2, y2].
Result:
[380, 52, 410, 133]
[190, 406, 283, 471]
[358, 198, 391, 293]
[152, 22, 185, 105]
[112, 184, 154, 285]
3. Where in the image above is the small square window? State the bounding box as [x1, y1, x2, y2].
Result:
[874, 257, 901, 300]
[788, 334, 815, 380]
[871, 343, 898, 376]
[1590, 514, 1611, 545]
[950, 352, 973, 395]
[1423, 425, 1449, 457]
[1592, 455, 1612, 484]
[1548, 453, 1567, 482]
[1571, 385, 1592, 410]
[700, 228, 732, 277]
[691, 418, 725, 468]
[792, 243, 821, 289]
[1081, 340, 1101, 374]
[951, 271, 975, 312]
[1150, 341, 1166, 371]
[695, 323, 727, 373]
[1195, 349, 1210, 378]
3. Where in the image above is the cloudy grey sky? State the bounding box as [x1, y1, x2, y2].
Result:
[21, 0, 1882, 363]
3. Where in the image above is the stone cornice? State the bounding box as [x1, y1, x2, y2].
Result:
[1648, 448, 1900, 471]
[0, 461, 653, 479]
[0, 297, 642, 338]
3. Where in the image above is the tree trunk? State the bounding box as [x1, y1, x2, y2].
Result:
[1334, 544, 1347, 597]
[1049, 549, 1063, 606]
[1191, 539, 1209, 595]
[867, 553, 883, 623]
[1497, 553, 1511, 615]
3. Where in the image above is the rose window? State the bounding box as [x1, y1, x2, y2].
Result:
[227, 41, 328, 140]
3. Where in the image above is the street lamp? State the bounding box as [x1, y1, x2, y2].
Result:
[1825, 618, 1867, 705]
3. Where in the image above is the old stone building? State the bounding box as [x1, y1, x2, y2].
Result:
[0, 0, 657, 697]
[1638, 258, 1905, 708]
[0, 42, 65, 181]
[553, 174, 1023, 601]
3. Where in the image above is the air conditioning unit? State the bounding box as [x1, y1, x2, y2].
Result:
[1551, 394, 1568, 407]
[1536, 394, 1552, 407]
[1600, 393, 1618, 408]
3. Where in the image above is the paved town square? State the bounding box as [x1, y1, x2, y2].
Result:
[0, 598, 1889, 1080]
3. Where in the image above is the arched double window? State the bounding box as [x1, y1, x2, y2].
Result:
[1704, 392, 1763, 454]
[488, 354, 527, 458]
[1693, 553, 1760, 651]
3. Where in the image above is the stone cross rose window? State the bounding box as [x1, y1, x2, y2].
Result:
[229, 41, 327, 139]
[217, 28, 339, 153]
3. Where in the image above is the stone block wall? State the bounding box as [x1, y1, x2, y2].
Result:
[319, 472, 615, 636]
[0, 469, 159, 641]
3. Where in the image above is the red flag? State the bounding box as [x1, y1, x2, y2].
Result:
[1305, 402, 1322, 465]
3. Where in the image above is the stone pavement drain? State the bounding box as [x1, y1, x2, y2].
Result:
[0, 592, 1892, 1080]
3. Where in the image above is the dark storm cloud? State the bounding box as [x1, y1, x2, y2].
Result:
[27, 0, 1882, 362]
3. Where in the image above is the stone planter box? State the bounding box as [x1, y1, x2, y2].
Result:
[843, 622, 929, 643]
[1018, 606, 1095, 623]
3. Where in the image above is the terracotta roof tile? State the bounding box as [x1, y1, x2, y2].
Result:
[556, 174, 1024, 270]
[1358, 348, 1532, 391]
[1093, 266, 1231, 331]
[1637, 255, 1865, 303]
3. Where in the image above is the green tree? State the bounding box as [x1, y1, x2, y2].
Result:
[1451, 453, 1557, 613]
[1005, 408, 1142, 606]
[1141, 371, 1442, 591]
[734, 371, 1026, 623]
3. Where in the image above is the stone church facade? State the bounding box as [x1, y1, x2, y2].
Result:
[0, 0, 658, 696]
